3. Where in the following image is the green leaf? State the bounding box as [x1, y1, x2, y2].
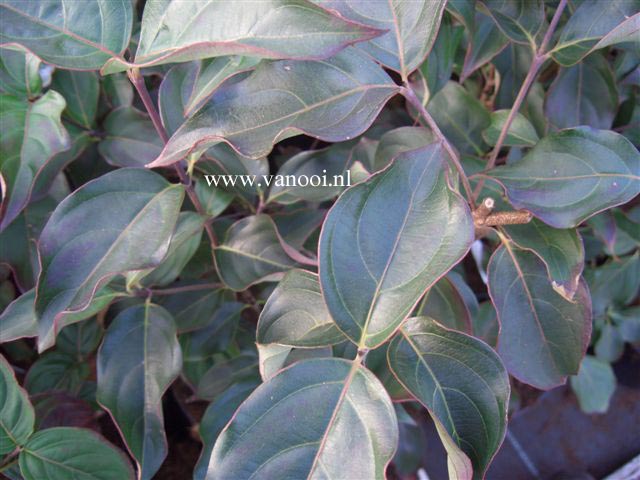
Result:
[98, 107, 163, 168]
[183, 57, 260, 118]
[194, 178, 234, 218]
[545, 54, 618, 130]
[196, 352, 260, 401]
[482, 110, 539, 147]
[35, 168, 184, 351]
[0, 289, 37, 343]
[258, 344, 333, 381]
[268, 142, 356, 204]
[474, 301, 499, 347]
[373, 126, 436, 172]
[550, 0, 640, 66]
[589, 254, 640, 316]
[594, 322, 624, 363]
[19, 427, 135, 480]
[488, 240, 592, 389]
[272, 208, 326, 249]
[393, 404, 427, 476]
[214, 215, 299, 291]
[195, 380, 259, 480]
[427, 82, 491, 156]
[0, 0, 133, 71]
[502, 218, 585, 300]
[257, 269, 345, 347]
[0, 354, 34, 455]
[0, 46, 41, 99]
[25, 351, 89, 396]
[418, 15, 464, 99]
[570, 356, 616, 414]
[148, 49, 398, 167]
[480, 0, 544, 45]
[0, 91, 69, 231]
[159, 285, 235, 333]
[494, 43, 534, 108]
[101, 73, 134, 109]
[51, 70, 99, 129]
[128, 211, 205, 288]
[594, 12, 640, 50]
[313, 0, 447, 80]
[111, 0, 381, 73]
[56, 319, 103, 358]
[206, 358, 398, 479]
[416, 275, 473, 333]
[319, 144, 474, 348]
[487, 127, 640, 228]
[461, 11, 508, 81]
[179, 302, 246, 386]
[97, 303, 181, 480]
[387, 317, 510, 480]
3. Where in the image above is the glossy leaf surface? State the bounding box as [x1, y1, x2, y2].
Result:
[97, 303, 181, 480]
[206, 358, 398, 479]
[0, 91, 69, 231]
[149, 49, 399, 166]
[257, 269, 345, 347]
[35, 168, 184, 351]
[388, 317, 510, 480]
[488, 241, 592, 389]
[488, 127, 640, 228]
[19, 427, 135, 480]
[320, 144, 474, 348]
[0, 0, 133, 71]
[0, 354, 35, 455]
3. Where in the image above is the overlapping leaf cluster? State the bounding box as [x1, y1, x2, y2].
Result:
[0, 1, 639, 479]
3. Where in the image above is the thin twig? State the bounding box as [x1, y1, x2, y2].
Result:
[473, 0, 568, 199]
[127, 68, 219, 251]
[401, 85, 477, 209]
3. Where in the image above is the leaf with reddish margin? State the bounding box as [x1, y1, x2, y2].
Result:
[104, 0, 383, 73]
[148, 48, 399, 167]
[488, 240, 592, 389]
[319, 143, 474, 348]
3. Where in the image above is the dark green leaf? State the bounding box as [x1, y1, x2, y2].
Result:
[206, 358, 398, 479]
[480, 0, 544, 44]
[0, 289, 37, 343]
[98, 107, 163, 168]
[595, 322, 624, 363]
[417, 14, 464, 98]
[128, 211, 205, 288]
[159, 285, 235, 333]
[101, 73, 134, 109]
[393, 404, 427, 476]
[194, 179, 234, 218]
[314, 0, 448, 80]
[473, 301, 499, 347]
[0, 354, 34, 455]
[0, 0, 133, 71]
[56, 319, 103, 358]
[0, 46, 41, 99]
[373, 126, 436, 172]
[268, 142, 356, 204]
[488, 127, 640, 228]
[19, 427, 135, 480]
[488, 241, 592, 389]
[0, 91, 69, 231]
[214, 215, 299, 291]
[195, 380, 259, 480]
[97, 303, 181, 480]
[461, 11, 509, 81]
[258, 344, 333, 381]
[427, 82, 491, 156]
[51, 71, 99, 129]
[416, 275, 473, 333]
[570, 356, 616, 414]
[196, 352, 260, 401]
[257, 269, 345, 347]
[551, 0, 640, 66]
[149, 49, 399, 167]
[482, 110, 539, 147]
[589, 254, 640, 316]
[25, 351, 89, 396]
[320, 144, 474, 348]
[545, 54, 618, 130]
[502, 218, 585, 300]
[113, 0, 381, 73]
[35, 168, 184, 351]
[388, 317, 510, 480]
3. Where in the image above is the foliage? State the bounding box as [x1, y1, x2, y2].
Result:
[0, 0, 639, 479]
